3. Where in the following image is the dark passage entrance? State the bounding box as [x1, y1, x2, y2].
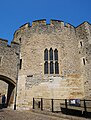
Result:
[0, 75, 15, 109]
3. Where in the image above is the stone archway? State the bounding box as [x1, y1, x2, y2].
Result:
[0, 75, 16, 108]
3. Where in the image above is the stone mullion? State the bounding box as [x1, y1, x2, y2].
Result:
[53, 61, 54, 74]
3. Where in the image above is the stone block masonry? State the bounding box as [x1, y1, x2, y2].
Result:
[0, 19, 91, 109]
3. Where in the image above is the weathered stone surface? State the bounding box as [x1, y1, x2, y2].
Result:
[0, 39, 20, 84]
[0, 20, 91, 109]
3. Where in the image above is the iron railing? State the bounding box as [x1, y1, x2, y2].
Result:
[33, 98, 91, 118]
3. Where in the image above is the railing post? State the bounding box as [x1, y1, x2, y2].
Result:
[33, 98, 35, 109]
[65, 99, 67, 109]
[41, 98, 43, 111]
[65, 99, 67, 114]
[51, 99, 54, 112]
[38, 101, 40, 108]
[84, 99, 87, 117]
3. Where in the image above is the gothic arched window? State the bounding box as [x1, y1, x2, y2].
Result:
[44, 48, 59, 75]
[44, 49, 48, 61]
[54, 49, 58, 61]
[49, 48, 53, 61]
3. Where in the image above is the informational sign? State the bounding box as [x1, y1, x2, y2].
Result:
[69, 99, 80, 106]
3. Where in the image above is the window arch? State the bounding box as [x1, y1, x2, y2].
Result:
[54, 49, 58, 61]
[49, 48, 53, 61]
[44, 48, 59, 75]
[44, 49, 48, 61]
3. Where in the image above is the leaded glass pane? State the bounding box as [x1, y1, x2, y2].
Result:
[49, 48, 53, 61]
[55, 61, 59, 74]
[54, 49, 58, 61]
[44, 61, 48, 74]
[44, 49, 48, 61]
[50, 61, 54, 74]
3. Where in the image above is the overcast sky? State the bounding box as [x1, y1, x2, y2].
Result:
[0, 0, 91, 44]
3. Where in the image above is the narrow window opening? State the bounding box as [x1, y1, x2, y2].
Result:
[19, 38, 21, 43]
[80, 41, 82, 47]
[55, 62, 59, 74]
[20, 59, 22, 69]
[50, 61, 54, 74]
[54, 49, 58, 61]
[83, 58, 85, 65]
[44, 61, 48, 74]
[49, 48, 53, 61]
[44, 49, 48, 61]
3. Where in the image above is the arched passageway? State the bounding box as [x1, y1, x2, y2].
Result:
[0, 75, 16, 108]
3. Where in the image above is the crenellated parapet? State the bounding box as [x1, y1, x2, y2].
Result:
[10, 41, 20, 54]
[50, 19, 64, 26]
[13, 20, 91, 38]
[31, 19, 75, 28]
[76, 22, 91, 39]
[0, 38, 19, 55]
[13, 19, 76, 42]
[32, 19, 46, 26]
[0, 38, 8, 46]
[13, 19, 91, 47]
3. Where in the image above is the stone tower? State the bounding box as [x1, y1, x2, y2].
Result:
[0, 19, 91, 109]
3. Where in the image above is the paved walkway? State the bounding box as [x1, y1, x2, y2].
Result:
[0, 109, 90, 120]
[0, 109, 69, 120]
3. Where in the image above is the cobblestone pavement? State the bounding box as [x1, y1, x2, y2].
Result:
[0, 109, 69, 120]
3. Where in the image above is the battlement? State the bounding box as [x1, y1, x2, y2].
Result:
[0, 38, 8, 46]
[14, 19, 75, 36]
[0, 38, 19, 51]
[76, 21, 91, 28]
[65, 23, 74, 29]
[50, 19, 64, 26]
[32, 19, 46, 26]
[31, 19, 74, 28]
[14, 19, 75, 29]
[13, 19, 91, 42]
[76, 21, 91, 41]
[10, 41, 19, 48]
[19, 23, 30, 29]
[76, 21, 91, 33]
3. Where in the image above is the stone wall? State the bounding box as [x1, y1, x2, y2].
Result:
[0, 39, 20, 84]
[13, 20, 91, 109]
[0, 19, 91, 110]
[76, 22, 91, 99]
